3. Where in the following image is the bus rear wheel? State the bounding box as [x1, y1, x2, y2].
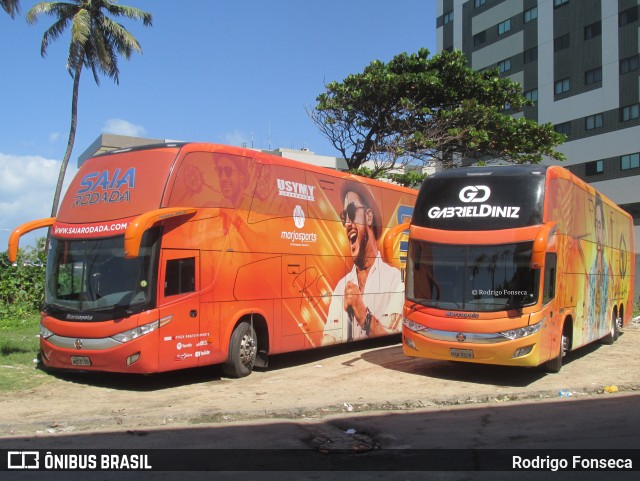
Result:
[223, 321, 257, 378]
[601, 311, 620, 345]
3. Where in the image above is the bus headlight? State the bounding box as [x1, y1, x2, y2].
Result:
[111, 320, 160, 343]
[500, 320, 544, 340]
[403, 318, 426, 333]
[40, 323, 54, 340]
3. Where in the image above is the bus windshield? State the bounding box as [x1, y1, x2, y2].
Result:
[407, 240, 539, 312]
[45, 232, 159, 318]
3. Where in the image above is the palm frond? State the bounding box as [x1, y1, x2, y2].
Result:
[104, 3, 152, 27]
[103, 18, 142, 57]
[1, 0, 20, 18]
[27, 2, 79, 24]
[40, 17, 70, 56]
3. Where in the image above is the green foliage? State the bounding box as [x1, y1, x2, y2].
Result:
[349, 166, 374, 178]
[0, 239, 46, 320]
[385, 170, 427, 188]
[348, 165, 427, 188]
[0, 312, 44, 392]
[0, 240, 46, 391]
[311, 48, 566, 174]
[0, 320, 39, 356]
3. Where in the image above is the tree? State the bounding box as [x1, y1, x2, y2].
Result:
[309, 48, 565, 177]
[1, 0, 20, 18]
[27, 0, 152, 217]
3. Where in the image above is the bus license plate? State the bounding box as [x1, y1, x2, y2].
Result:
[71, 356, 91, 366]
[450, 348, 474, 359]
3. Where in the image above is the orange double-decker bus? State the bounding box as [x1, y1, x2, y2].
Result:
[400, 165, 634, 372]
[9, 143, 416, 377]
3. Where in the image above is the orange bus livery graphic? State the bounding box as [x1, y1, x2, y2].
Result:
[397, 165, 634, 372]
[8, 142, 416, 377]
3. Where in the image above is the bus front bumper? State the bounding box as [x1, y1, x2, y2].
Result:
[402, 322, 544, 367]
[39, 333, 159, 374]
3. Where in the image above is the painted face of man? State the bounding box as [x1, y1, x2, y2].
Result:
[216, 159, 243, 204]
[341, 191, 372, 267]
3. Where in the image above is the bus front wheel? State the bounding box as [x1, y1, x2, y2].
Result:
[223, 321, 257, 378]
[543, 331, 568, 373]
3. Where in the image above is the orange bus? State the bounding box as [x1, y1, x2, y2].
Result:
[8, 142, 416, 377]
[398, 165, 634, 372]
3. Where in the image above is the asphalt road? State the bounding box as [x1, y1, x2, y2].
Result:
[2, 394, 638, 480]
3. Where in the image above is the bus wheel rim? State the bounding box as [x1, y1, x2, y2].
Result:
[239, 332, 256, 366]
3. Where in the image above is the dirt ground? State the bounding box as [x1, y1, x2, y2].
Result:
[0, 320, 639, 438]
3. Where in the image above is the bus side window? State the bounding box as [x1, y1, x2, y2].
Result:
[165, 257, 196, 296]
[543, 253, 557, 304]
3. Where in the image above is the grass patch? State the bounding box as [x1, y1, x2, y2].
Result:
[0, 312, 46, 392]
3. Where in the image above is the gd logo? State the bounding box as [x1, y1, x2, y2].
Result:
[459, 185, 491, 203]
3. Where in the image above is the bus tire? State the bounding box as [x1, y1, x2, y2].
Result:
[601, 311, 620, 345]
[223, 321, 257, 378]
[543, 331, 568, 373]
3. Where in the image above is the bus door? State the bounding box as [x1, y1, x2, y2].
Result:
[282, 254, 306, 350]
[540, 252, 559, 361]
[157, 249, 201, 371]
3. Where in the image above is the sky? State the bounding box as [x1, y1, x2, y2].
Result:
[0, 0, 436, 248]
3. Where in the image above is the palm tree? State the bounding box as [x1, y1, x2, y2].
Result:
[27, 1, 152, 217]
[1, 0, 20, 18]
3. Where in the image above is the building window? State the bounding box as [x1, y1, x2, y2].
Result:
[622, 104, 640, 121]
[621, 153, 640, 170]
[585, 160, 604, 176]
[498, 58, 511, 73]
[443, 10, 454, 25]
[585, 67, 602, 85]
[474, 0, 486, 7]
[584, 21, 602, 40]
[554, 122, 571, 136]
[524, 89, 538, 102]
[474, 31, 486, 46]
[524, 7, 538, 23]
[554, 34, 570, 52]
[498, 19, 511, 36]
[620, 55, 639, 74]
[619, 6, 639, 27]
[554, 78, 570, 95]
[585, 114, 603, 130]
[523, 46, 538, 64]
[554, 0, 569, 8]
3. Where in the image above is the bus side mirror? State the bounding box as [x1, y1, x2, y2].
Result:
[382, 222, 411, 264]
[531, 222, 557, 269]
[124, 208, 197, 258]
[8, 217, 56, 263]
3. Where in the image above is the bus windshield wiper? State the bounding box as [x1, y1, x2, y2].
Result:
[408, 299, 437, 311]
[110, 305, 135, 318]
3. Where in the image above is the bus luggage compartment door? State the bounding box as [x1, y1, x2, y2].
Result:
[282, 255, 306, 350]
